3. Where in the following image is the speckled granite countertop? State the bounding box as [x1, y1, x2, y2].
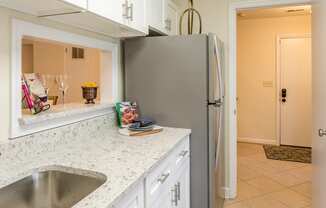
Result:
[0, 118, 191, 208]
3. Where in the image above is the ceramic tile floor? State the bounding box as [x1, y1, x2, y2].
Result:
[224, 142, 312, 208]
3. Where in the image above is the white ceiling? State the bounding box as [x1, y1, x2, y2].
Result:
[237, 5, 311, 20]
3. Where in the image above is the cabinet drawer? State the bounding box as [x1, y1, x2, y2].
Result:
[171, 136, 190, 170]
[145, 136, 190, 206]
[145, 156, 173, 206]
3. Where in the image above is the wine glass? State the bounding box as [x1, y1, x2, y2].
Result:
[55, 75, 69, 105]
[40, 74, 52, 95]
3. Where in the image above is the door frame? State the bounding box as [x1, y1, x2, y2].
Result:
[276, 34, 312, 146]
[228, 0, 311, 199]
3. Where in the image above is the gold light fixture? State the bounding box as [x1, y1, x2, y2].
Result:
[179, 0, 202, 35]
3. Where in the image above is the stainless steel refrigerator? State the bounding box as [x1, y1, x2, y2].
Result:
[124, 34, 225, 208]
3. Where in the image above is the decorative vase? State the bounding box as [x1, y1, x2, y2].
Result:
[82, 87, 98, 104]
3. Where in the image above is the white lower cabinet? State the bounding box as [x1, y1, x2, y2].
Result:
[150, 188, 174, 208]
[113, 181, 144, 208]
[171, 157, 190, 208]
[113, 136, 190, 208]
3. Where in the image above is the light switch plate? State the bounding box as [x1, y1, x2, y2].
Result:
[262, 81, 273, 87]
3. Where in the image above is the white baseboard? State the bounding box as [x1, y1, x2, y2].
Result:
[220, 186, 236, 199]
[237, 137, 277, 145]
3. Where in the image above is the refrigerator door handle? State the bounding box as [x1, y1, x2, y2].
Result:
[213, 35, 223, 169]
[215, 105, 222, 169]
[208, 99, 223, 107]
[213, 35, 224, 103]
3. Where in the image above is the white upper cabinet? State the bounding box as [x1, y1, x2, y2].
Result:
[63, 0, 87, 9]
[127, 0, 147, 33]
[0, 0, 84, 16]
[146, 0, 179, 35]
[0, 0, 148, 38]
[147, 0, 165, 32]
[164, 0, 179, 35]
[88, 0, 124, 24]
[79, 0, 148, 35]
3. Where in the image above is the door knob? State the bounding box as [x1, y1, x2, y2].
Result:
[319, 129, 326, 137]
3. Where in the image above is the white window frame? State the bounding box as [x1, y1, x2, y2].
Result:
[11, 19, 119, 138]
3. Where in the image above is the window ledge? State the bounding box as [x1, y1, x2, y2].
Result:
[20, 102, 115, 126]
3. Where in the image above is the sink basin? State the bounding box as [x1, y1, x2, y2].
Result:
[0, 169, 107, 208]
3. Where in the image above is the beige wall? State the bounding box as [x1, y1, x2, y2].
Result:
[237, 15, 311, 142]
[0, 7, 123, 143]
[32, 40, 64, 100]
[27, 39, 102, 103]
[22, 44, 34, 73]
[65, 46, 101, 103]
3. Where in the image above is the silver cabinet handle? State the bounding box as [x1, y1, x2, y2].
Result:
[179, 150, 189, 157]
[122, 0, 129, 19]
[319, 129, 326, 137]
[157, 173, 170, 184]
[165, 19, 172, 31]
[127, 2, 133, 21]
[171, 184, 178, 206]
[176, 182, 181, 200]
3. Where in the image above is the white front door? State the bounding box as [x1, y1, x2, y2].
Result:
[279, 36, 312, 147]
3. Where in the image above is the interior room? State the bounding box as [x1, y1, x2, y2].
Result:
[226, 5, 312, 208]
[22, 37, 102, 105]
[2, 0, 326, 208]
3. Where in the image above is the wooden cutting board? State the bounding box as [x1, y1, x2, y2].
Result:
[129, 128, 163, 136]
[119, 126, 163, 137]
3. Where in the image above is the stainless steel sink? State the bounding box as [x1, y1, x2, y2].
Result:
[0, 169, 107, 208]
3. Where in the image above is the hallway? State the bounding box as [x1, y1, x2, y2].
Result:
[225, 143, 312, 208]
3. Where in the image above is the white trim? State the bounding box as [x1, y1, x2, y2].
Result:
[238, 137, 277, 145]
[219, 186, 231, 199]
[275, 33, 311, 146]
[228, 0, 311, 199]
[11, 19, 119, 138]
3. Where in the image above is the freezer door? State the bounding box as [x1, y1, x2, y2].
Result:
[208, 33, 224, 106]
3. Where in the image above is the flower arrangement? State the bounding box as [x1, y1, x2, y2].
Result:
[81, 82, 98, 104]
[82, 82, 98, 88]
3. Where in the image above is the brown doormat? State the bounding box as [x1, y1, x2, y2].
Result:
[263, 145, 311, 163]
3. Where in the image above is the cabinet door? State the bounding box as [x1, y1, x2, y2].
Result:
[113, 182, 145, 208]
[164, 0, 179, 35]
[63, 0, 87, 9]
[173, 157, 190, 208]
[88, 0, 124, 24]
[151, 188, 174, 208]
[146, 0, 165, 32]
[127, 0, 147, 33]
